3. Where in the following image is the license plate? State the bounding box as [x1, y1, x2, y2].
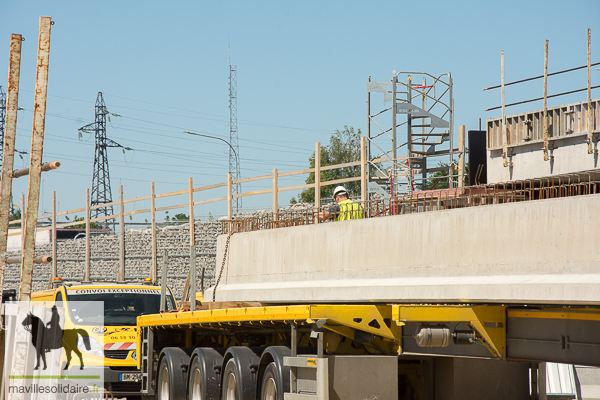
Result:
[119, 373, 142, 382]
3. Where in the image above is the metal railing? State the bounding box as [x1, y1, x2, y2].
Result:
[223, 169, 600, 234]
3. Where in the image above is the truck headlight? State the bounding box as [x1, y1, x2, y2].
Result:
[76, 336, 104, 358]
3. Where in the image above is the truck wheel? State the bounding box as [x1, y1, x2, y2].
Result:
[257, 346, 290, 400]
[222, 359, 240, 400]
[221, 347, 260, 400]
[188, 347, 223, 400]
[157, 347, 190, 400]
[260, 363, 279, 400]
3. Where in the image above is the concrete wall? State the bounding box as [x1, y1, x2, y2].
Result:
[208, 194, 600, 304]
[4, 221, 222, 300]
[487, 133, 599, 183]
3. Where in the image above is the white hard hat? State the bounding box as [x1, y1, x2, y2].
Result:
[333, 186, 348, 198]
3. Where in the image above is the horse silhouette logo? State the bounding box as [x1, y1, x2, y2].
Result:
[21, 306, 91, 371]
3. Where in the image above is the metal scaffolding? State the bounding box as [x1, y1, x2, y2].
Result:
[367, 71, 454, 196]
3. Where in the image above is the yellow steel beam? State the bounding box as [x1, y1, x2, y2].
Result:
[392, 305, 506, 359]
[137, 305, 311, 327]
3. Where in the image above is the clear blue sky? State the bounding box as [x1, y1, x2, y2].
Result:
[1, 0, 599, 221]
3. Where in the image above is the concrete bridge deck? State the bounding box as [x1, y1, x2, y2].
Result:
[208, 193, 600, 305]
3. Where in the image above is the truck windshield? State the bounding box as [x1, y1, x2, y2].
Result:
[66, 288, 176, 326]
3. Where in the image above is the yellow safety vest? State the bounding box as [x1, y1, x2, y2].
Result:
[336, 199, 364, 221]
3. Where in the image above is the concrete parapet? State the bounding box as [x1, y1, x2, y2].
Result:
[209, 194, 600, 304]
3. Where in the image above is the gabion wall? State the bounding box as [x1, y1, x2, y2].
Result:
[3, 221, 223, 300]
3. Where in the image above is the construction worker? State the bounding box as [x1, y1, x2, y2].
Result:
[317, 186, 364, 221]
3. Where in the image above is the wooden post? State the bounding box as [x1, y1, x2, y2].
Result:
[189, 177, 194, 245]
[19, 17, 53, 302]
[160, 249, 167, 311]
[272, 169, 278, 221]
[501, 51, 509, 168]
[0, 33, 22, 298]
[117, 184, 125, 283]
[150, 182, 157, 284]
[458, 126, 465, 188]
[588, 28, 594, 154]
[189, 177, 196, 309]
[49, 190, 56, 288]
[21, 193, 25, 253]
[543, 40, 550, 161]
[360, 137, 367, 203]
[83, 188, 90, 282]
[227, 173, 233, 220]
[314, 142, 321, 223]
[181, 178, 197, 304]
[190, 244, 196, 310]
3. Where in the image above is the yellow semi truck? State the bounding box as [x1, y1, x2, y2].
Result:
[31, 281, 177, 398]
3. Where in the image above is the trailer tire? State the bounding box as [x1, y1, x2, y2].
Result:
[260, 363, 280, 400]
[257, 346, 290, 400]
[221, 347, 260, 400]
[157, 347, 190, 400]
[187, 347, 223, 400]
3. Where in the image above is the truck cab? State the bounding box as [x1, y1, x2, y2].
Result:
[31, 281, 177, 398]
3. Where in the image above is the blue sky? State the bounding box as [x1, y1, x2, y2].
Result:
[1, 0, 599, 221]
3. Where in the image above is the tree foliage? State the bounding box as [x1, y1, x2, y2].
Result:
[294, 126, 361, 204]
[67, 215, 100, 229]
[426, 161, 469, 189]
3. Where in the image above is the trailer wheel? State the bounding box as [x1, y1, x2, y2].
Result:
[221, 347, 260, 400]
[157, 347, 190, 400]
[257, 346, 290, 400]
[222, 359, 241, 400]
[260, 363, 279, 400]
[187, 347, 223, 400]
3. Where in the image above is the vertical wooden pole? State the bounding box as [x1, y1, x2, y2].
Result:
[458, 126, 465, 188]
[160, 249, 167, 311]
[83, 188, 90, 282]
[501, 51, 509, 168]
[117, 184, 125, 283]
[20, 193, 25, 253]
[150, 182, 157, 284]
[314, 142, 321, 223]
[272, 169, 278, 221]
[190, 244, 196, 310]
[189, 177, 196, 309]
[543, 40, 550, 161]
[587, 28, 594, 154]
[19, 17, 52, 302]
[0, 34, 22, 298]
[49, 190, 56, 288]
[189, 177, 194, 245]
[360, 137, 367, 203]
[227, 173, 233, 220]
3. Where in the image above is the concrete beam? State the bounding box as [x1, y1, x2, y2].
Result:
[207, 194, 600, 304]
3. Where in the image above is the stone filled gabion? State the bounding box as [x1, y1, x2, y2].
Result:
[4, 221, 224, 301]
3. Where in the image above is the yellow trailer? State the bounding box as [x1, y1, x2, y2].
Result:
[135, 303, 600, 400]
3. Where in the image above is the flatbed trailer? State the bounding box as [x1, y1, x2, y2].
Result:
[135, 303, 600, 400]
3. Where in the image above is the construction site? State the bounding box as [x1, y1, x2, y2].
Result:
[0, 12, 599, 400]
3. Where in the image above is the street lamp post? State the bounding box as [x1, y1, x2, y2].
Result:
[183, 130, 239, 168]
